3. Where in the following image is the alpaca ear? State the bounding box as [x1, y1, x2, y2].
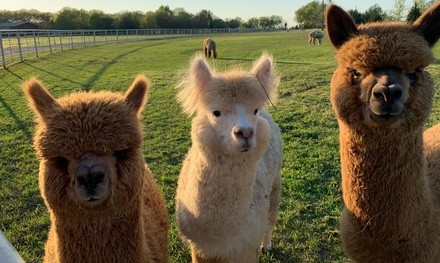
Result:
[326, 4, 359, 49]
[23, 78, 60, 119]
[251, 53, 274, 84]
[412, 1, 440, 47]
[251, 53, 278, 103]
[190, 54, 213, 89]
[124, 75, 150, 114]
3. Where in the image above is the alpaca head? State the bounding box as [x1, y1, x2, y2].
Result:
[326, 3, 440, 131]
[177, 53, 279, 156]
[24, 76, 149, 212]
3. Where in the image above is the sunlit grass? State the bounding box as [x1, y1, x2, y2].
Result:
[0, 30, 439, 262]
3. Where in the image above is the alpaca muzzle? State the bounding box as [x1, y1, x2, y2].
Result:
[369, 69, 405, 119]
[74, 153, 109, 202]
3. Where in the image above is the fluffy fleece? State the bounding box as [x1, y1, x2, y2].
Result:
[175, 53, 283, 262]
[203, 38, 217, 59]
[23, 76, 169, 263]
[326, 3, 440, 262]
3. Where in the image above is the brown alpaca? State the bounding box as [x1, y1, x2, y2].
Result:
[308, 30, 324, 45]
[203, 38, 217, 58]
[326, 3, 440, 262]
[23, 76, 169, 263]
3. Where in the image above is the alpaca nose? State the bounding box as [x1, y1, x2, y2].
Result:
[234, 127, 254, 139]
[75, 164, 106, 193]
[371, 83, 402, 103]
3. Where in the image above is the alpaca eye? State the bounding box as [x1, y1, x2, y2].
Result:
[53, 156, 69, 171]
[55, 156, 69, 166]
[407, 67, 422, 84]
[349, 68, 362, 84]
[253, 109, 259, 115]
[213, 110, 221, 117]
[407, 72, 417, 84]
[114, 149, 129, 160]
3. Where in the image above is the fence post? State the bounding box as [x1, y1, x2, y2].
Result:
[93, 31, 96, 45]
[58, 31, 63, 51]
[0, 33, 5, 68]
[32, 31, 39, 57]
[16, 31, 23, 62]
[47, 32, 52, 54]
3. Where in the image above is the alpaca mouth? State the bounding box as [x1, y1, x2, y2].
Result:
[371, 112, 402, 123]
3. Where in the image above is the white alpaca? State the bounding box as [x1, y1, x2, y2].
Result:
[175, 53, 283, 262]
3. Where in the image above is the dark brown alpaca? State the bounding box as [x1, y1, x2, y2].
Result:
[326, 3, 440, 262]
[23, 76, 169, 263]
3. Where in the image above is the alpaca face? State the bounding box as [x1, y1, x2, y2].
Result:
[24, 76, 149, 210]
[202, 101, 264, 154]
[326, 4, 440, 130]
[178, 53, 279, 156]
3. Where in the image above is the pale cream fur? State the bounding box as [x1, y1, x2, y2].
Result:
[175, 53, 283, 262]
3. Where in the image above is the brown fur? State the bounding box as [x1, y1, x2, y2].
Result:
[308, 30, 324, 45]
[203, 38, 217, 59]
[23, 76, 169, 263]
[326, 3, 440, 262]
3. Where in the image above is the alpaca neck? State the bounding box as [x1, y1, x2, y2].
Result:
[191, 143, 259, 213]
[51, 198, 145, 260]
[339, 124, 433, 226]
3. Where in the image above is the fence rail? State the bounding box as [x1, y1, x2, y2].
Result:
[0, 28, 268, 69]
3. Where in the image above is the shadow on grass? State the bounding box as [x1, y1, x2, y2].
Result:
[217, 57, 310, 65]
[0, 95, 32, 139]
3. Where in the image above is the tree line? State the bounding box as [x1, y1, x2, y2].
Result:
[0, 5, 283, 30]
[295, 0, 434, 29]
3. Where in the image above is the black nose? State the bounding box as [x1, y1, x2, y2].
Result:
[372, 83, 402, 103]
[76, 165, 106, 193]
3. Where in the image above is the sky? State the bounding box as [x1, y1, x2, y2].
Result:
[1, 0, 397, 26]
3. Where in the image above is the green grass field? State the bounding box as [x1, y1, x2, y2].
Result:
[0, 30, 439, 262]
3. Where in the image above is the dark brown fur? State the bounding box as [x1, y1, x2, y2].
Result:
[327, 3, 440, 262]
[23, 76, 169, 263]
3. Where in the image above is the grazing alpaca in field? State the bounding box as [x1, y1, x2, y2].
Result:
[23, 76, 169, 263]
[326, 3, 440, 262]
[203, 38, 217, 58]
[175, 53, 283, 262]
[308, 30, 324, 45]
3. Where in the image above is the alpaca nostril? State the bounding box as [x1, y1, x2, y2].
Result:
[234, 127, 254, 139]
[90, 165, 106, 185]
[372, 84, 402, 102]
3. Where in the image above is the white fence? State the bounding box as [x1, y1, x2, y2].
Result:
[0, 28, 268, 68]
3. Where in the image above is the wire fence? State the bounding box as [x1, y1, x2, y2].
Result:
[0, 27, 270, 69]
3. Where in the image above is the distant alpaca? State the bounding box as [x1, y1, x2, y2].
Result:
[308, 30, 324, 45]
[175, 53, 283, 262]
[326, 3, 440, 262]
[203, 38, 217, 58]
[23, 76, 169, 263]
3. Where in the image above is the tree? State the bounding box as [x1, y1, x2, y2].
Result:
[193, 10, 213, 28]
[363, 4, 387, 22]
[89, 10, 114, 29]
[226, 17, 241, 28]
[243, 17, 260, 28]
[347, 9, 365, 24]
[52, 7, 90, 29]
[295, 1, 325, 28]
[407, 2, 422, 21]
[391, 0, 406, 21]
[155, 5, 174, 28]
[115, 11, 142, 29]
[173, 8, 194, 28]
[141, 11, 158, 28]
